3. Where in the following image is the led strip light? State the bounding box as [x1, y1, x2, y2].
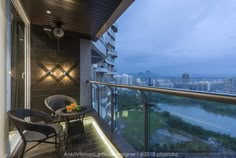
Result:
[91, 119, 122, 158]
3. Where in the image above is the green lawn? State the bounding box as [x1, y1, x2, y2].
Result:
[118, 110, 168, 151]
[118, 110, 212, 152]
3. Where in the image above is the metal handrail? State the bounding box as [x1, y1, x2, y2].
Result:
[88, 80, 236, 105]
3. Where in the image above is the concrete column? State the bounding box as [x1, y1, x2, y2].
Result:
[0, 0, 10, 157]
[80, 39, 92, 107]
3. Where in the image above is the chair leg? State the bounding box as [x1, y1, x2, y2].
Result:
[56, 136, 59, 152]
[20, 141, 26, 158]
[55, 136, 58, 149]
[59, 136, 61, 149]
[55, 137, 61, 158]
[56, 135, 64, 158]
[65, 138, 68, 150]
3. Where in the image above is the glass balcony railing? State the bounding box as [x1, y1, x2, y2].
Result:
[108, 28, 116, 38]
[107, 50, 118, 57]
[92, 38, 106, 57]
[111, 23, 118, 33]
[112, 68, 117, 72]
[105, 33, 115, 47]
[89, 80, 236, 157]
[105, 58, 115, 66]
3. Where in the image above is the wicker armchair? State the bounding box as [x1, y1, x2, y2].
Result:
[8, 108, 63, 158]
[44, 95, 77, 121]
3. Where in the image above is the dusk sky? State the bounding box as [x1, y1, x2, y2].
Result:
[116, 0, 236, 76]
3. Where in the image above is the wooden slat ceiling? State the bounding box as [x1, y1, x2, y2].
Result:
[20, 0, 123, 40]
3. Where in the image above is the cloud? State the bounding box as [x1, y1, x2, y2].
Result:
[116, 0, 236, 75]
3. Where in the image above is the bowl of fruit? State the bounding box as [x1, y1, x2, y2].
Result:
[66, 103, 82, 112]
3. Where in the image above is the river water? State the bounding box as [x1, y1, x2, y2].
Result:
[158, 103, 236, 137]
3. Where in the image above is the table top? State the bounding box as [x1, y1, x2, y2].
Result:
[55, 106, 92, 117]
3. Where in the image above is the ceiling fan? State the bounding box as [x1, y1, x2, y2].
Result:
[43, 21, 64, 53]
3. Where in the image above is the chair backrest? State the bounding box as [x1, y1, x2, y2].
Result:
[8, 108, 56, 140]
[45, 95, 77, 113]
[8, 109, 30, 134]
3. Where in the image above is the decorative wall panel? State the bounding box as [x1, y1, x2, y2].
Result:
[31, 25, 80, 112]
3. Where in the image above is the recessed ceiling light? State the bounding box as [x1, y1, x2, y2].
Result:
[46, 10, 51, 14]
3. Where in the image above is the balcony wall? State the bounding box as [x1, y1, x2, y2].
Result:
[92, 39, 106, 58]
[31, 25, 81, 112]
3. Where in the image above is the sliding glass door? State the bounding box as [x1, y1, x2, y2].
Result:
[9, 2, 25, 136]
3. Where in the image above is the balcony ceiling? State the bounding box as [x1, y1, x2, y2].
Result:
[20, 0, 134, 41]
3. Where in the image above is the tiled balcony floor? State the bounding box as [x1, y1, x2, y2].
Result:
[23, 117, 115, 158]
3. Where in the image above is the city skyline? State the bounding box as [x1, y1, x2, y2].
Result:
[116, 0, 236, 75]
[114, 72, 236, 95]
[116, 71, 236, 78]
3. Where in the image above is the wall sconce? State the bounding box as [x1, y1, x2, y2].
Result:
[38, 62, 79, 83]
[47, 71, 53, 75]
[63, 72, 68, 76]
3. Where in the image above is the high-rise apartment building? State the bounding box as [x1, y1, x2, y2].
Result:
[114, 74, 122, 84]
[121, 74, 129, 84]
[182, 73, 190, 84]
[92, 24, 118, 83]
[120, 74, 134, 85]
[91, 23, 119, 124]
[224, 78, 236, 94]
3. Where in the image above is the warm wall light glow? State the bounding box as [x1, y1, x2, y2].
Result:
[92, 120, 122, 158]
[54, 69, 63, 77]
[70, 71, 75, 78]
[63, 66, 70, 71]
[38, 63, 78, 83]
[45, 76, 54, 81]
[63, 76, 69, 81]
[46, 65, 53, 71]
[40, 70, 45, 76]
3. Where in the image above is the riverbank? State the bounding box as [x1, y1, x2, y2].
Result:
[151, 93, 236, 118]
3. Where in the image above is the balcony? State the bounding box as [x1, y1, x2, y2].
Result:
[111, 23, 118, 33]
[108, 28, 116, 39]
[108, 50, 118, 57]
[105, 59, 115, 66]
[9, 79, 236, 157]
[105, 33, 116, 47]
[2, 0, 135, 158]
[3, 0, 236, 158]
[21, 115, 124, 158]
[112, 68, 118, 72]
[107, 69, 118, 75]
[95, 65, 109, 73]
[90, 80, 236, 157]
[91, 39, 107, 60]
